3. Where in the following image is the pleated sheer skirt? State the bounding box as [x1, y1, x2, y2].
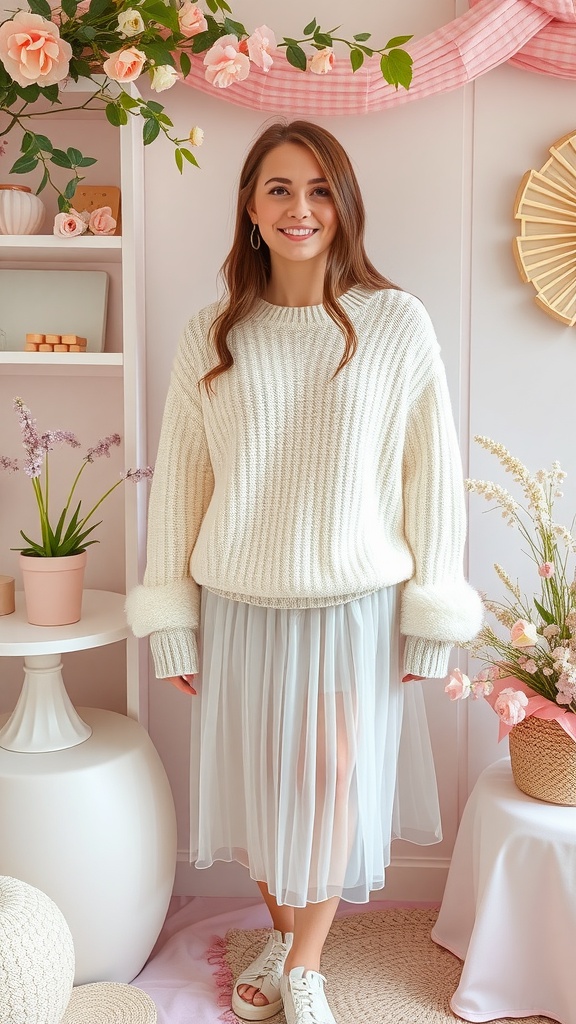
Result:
[189, 586, 441, 908]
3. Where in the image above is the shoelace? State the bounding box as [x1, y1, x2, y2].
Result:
[291, 975, 330, 1024]
[261, 943, 288, 978]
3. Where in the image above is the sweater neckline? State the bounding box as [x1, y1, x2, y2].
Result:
[251, 285, 374, 326]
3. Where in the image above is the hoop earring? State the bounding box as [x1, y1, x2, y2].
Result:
[250, 223, 261, 251]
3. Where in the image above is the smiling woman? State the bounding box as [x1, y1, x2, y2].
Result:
[125, 117, 482, 1024]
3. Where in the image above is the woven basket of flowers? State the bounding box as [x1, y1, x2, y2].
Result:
[445, 436, 576, 806]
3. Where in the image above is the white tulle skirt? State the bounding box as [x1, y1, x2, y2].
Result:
[189, 585, 441, 907]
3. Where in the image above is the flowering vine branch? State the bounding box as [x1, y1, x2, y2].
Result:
[0, 0, 413, 208]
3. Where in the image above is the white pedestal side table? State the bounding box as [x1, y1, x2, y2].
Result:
[432, 758, 576, 1024]
[0, 590, 177, 985]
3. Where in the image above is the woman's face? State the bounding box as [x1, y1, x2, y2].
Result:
[247, 142, 339, 269]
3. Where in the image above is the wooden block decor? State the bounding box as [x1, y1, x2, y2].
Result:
[25, 333, 87, 353]
[513, 130, 576, 326]
[71, 185, 121, 235]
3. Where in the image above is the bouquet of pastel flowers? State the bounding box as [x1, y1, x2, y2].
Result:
[446, 436, 576, 744]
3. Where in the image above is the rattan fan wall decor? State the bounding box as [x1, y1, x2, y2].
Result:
[513, 130, 576, 326]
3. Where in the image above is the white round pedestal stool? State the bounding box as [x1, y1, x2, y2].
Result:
[0, 875, 75, 1024]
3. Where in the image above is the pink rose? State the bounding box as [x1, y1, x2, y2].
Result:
[88, 207, 116, 236]
[510, 618, 538, 648]
[538, 562, 555, 578]
[309, 47, 335, 75]
[53, 210, 88, 238]
[203, 34, 250, 88]
[494, 687, 528, 726]
[102, 46, 146, 83]
[247, 25, 277, 72]
[444, 668, 471, 701]
[471, 669, 494, 700]
[178, 1, 207, 38]
[0, 11, 72, 87]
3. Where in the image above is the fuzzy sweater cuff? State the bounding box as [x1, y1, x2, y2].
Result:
[403, 637, 453, 679]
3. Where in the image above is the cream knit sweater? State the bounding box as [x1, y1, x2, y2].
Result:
[126, 286, 482, 680]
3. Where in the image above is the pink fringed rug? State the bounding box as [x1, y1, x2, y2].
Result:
[209, 909, 553, 1024]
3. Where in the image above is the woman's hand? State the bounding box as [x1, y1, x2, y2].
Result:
[402, 674, 425, 682]
[165, 674, 198, 695]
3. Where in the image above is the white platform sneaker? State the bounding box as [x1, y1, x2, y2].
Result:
[280, 967, 337, 1024]
[231, 929, 293, 1021]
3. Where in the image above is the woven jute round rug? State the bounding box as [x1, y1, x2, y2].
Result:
[221, 909, 552, 1024]
[60, 982, 157, 1023]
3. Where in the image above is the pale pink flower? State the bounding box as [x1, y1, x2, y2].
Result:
[86, 434, 121, 462]
[41, 430, 80, 450]
[444, 668, 471, 701]
[125, 466, 154, 482]
[88, 206, 116, 236]
[0, 11, 72, 87]
[309, 47, 335, 75]
[178, 1, 207, 38]
[538, 562, 555, 578]
[543, 624, 560, 639]
[494, 688, 529, 726]
[556, 674, 576, 705]
[247, 25, 277, 72]
[0, 455, 19, 472]
[102, 46, 146, 83]
[543, 667, 553, 676]
[523, 659, 538, 674]
[13, 397, 45, 477]
[471, 669, 494, 699]
[203, 34, 250, 88]
[510, 618, 538, 648]
[53, 210, 88, 238]
[117, 9, 144, 39]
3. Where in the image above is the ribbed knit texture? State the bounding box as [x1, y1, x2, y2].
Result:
[126, 287, 482, 679]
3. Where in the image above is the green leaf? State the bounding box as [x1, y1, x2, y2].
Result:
[27, 0, 52, 17]
[79, 156, 97, 167]
[303, 18, 317, 35]
[313, 30, 332, 47]
[50, 148, 74, 168]
[357, 45, 374, 56]
[77, 25, 97, 40]
[286, 44, 307, 72]
[223, 16, 246, 37]
[105, 102, 123, 127]
[180, 52, 191, 78]
[61, 0, 78, 17]
[191, 29, 221, 54]
[21, 132, 36, 154]
[181, 147, 199, 167]
[89, 0, 111, 18]
[9, 154, 39, 175]
[534, 598, 555, 625]
[175, 148, 183, 174]
[205, 0, 218, 12]
[36, 167, 49, 195]
[217, 0, 232, 12]
[64, 177, 80, 199]
[142, 42, 175, 67]
[117, 92, 140, 110]
[144, 99, 164, 113]
[384, 35, 413, 49]
[34, 134, 53, 153]
[353, 32, 371, 42]
[40, 84, 59, 102]
[350, 48, 364, 73]
[57, 193, 69, 212]
[67, 147, 83, 166]
[145, 1, 180, 32]
[142, 118, 160, 145]
[15, 83, 40, 102]
[387, 48, 413, 90]
[70, 58, 93, 78]
[18, 531, 47, 557]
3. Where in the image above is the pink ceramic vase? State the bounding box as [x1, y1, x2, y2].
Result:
[20, 551, 87, 626]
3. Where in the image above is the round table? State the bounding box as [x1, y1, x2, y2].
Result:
[0, 591, 177, 985]
[432, 758, 576, 1023]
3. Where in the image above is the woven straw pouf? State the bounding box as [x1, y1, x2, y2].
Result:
[0, 875, 75, 1024]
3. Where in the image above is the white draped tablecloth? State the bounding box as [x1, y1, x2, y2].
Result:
[432, 758, 576, 1023]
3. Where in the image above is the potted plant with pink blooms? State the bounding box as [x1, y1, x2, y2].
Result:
[0, 0, 412, 211]
[0, 397, 153, 626]
[445, 436, 576, 805]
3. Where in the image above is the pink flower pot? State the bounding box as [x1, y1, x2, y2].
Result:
[20, 551, 87, 626]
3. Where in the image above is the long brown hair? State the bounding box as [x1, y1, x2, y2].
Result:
[202, 119, 397, 393]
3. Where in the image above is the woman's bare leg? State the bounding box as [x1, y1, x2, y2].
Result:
[284, 896, 339, 974]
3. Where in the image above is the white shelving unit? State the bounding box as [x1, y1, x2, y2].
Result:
[0, 80, 148, 722]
